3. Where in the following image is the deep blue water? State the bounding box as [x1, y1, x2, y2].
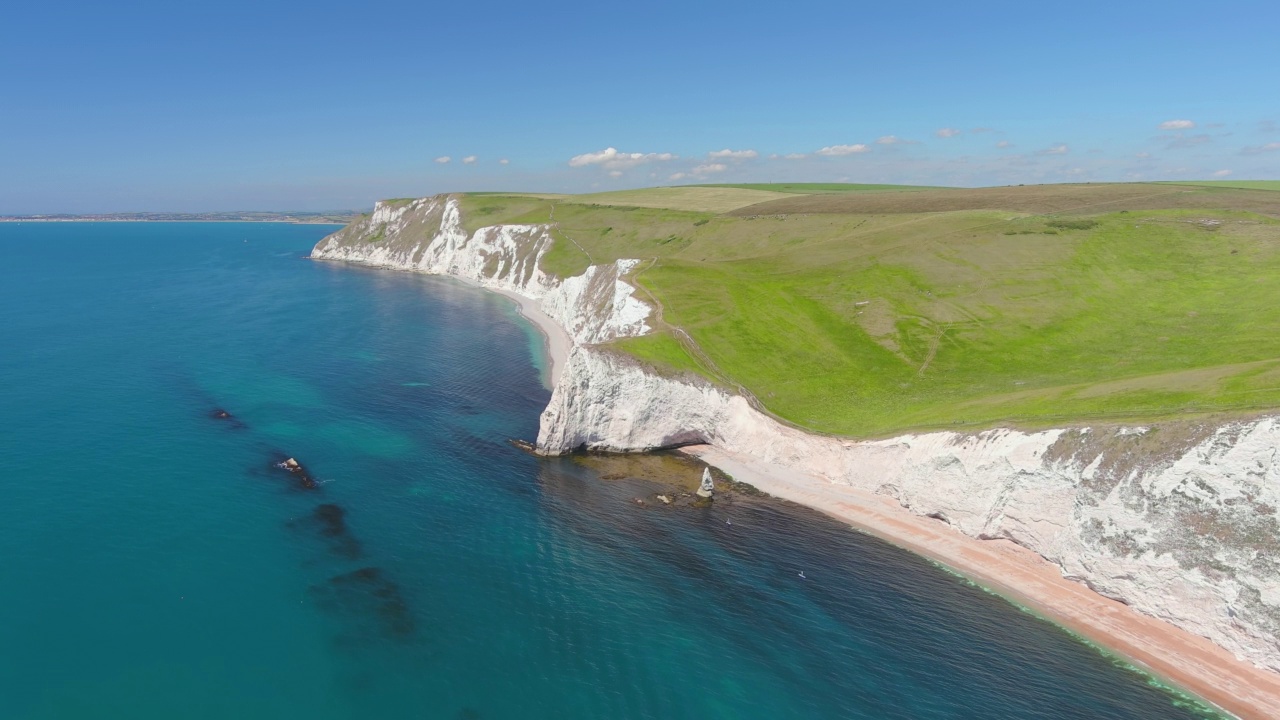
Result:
[0, 222, 1221, 719]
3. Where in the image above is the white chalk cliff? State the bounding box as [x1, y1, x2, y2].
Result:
[311, 196, 649, 345]
[313, 194, 1280, 673]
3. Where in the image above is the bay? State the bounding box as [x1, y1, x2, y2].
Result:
[0, 222, 1219, 719]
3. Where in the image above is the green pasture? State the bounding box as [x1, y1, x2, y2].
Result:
[1162, 180, 1280, 192]
[450, 185, 1280, 436]
[701, 182, 947, 194]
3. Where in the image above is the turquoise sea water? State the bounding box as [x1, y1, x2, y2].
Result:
[0, 222, 1222, 719]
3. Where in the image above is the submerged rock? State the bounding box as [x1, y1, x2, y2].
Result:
[310, 566, 416, 640]
[311, 503, 362, 558]
[208, 407, 246, 429]
[507, 438, 537, 454]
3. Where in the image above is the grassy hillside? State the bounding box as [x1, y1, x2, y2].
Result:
[699, 182, 948, 194]
[456, 183, 1280, 436]
[728, 183, 1280, 216]
[1159, 180, 1280, 192]
[567, 186, 793, 212]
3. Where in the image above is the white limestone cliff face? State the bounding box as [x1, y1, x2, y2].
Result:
[313, 194, 1280, 673]
[311, 197, 649, 345]
[539, 347, 1280, 672]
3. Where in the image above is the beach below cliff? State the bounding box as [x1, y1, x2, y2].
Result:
[454, 246, 1280, 718]
[681, 444, 1280, 720]
[308, 196, 1280, 719]
[495, 276, 1280, 715]
[491, 287, 571, 388]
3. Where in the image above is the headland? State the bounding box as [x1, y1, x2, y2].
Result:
[310, 183, 1280, 718]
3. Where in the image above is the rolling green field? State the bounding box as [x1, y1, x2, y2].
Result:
[457, 183, 1280, 436]
[1161, 180, 1280, 192]
[699, 182, 948, 194]
[566, 186, 793, 212]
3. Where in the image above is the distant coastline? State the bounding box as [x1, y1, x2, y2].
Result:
[0, 211, 358, 224]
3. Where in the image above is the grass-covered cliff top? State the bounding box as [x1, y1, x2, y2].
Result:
[461, 182, 1280, 436]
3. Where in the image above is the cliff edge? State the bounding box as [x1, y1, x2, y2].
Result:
[312, 194, 1280, 676]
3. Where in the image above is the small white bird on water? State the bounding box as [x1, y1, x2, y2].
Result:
[798, 571, 806, 580]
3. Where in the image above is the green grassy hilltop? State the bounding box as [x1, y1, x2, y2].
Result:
[455, 182, 1280, 436]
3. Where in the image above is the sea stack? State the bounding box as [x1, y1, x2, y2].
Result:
[696, 468, 714, 499]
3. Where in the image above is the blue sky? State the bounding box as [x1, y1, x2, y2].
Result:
[2, 0, 1278, 212]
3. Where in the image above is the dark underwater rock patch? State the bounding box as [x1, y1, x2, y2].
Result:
[309, 566, 416, 642]
[200, 398, 417, 648]
[288, 503, 364, 560]
[208, 407, 247, 429]
[314, 503, 363, 559]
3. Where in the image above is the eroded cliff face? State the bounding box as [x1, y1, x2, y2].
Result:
[539, 346, 1280, 670]
[312, 197, 649, 345]
[313, 194, 1280, 673]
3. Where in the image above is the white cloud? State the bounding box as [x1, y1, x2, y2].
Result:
[669, 172, 688, 181]
[783, 153, 807, 160]
[568, 148, 617, 167]
[935, 128, 962, 138]
[1212, 169, 1232, 177]
[996, 140, 1013, 148]
[1159, 119, 1196, 130]
[1242, 142, 1280, 155]
[692, 163, 728, 175]
[707, 148, 758, 159]
[499, 158, 510, 165]
[1135, 151, 1152, 158]
[568, 147, 677, 169]
[1165, 134, 1210, 149]
[608, 170, 623, 178]
[462, 155, 477, 165]
[815, 144, 870, 156]
[434, 156, 451, 164]
[1041, 144, 1070, 155]
[875, 135, 923, 146]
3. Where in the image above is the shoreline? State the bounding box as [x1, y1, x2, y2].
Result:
[489, 287, 571, 389]
[308, 220, 1280, 718]
[681, 444, 1280, 720]
[308, 255, 571, 388]
[487, 267, 1280, 718]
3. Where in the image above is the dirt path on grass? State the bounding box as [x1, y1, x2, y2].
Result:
[548, 203, 593, 266]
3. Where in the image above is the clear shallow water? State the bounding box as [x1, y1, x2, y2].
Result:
[0, 222, 1220, 719]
